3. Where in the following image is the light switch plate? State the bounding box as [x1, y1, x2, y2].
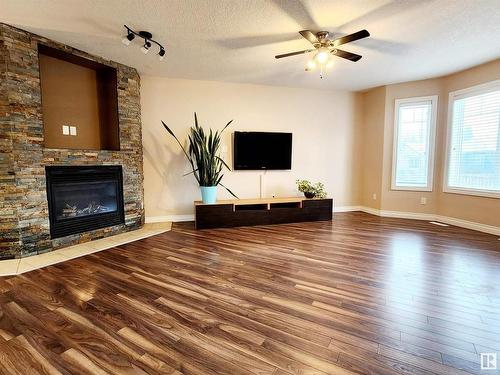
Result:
[62, 125, 70, 135]
[69, 126, 77, 136]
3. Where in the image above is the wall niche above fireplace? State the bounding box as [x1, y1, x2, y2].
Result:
[39, 44, 120, 151]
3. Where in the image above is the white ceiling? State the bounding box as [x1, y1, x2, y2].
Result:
[1, 0, 500, 91]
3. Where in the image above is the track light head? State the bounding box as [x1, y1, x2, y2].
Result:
[141, 41, 152, 54]
[158, 48, 166, 61]
[122, 32, 135, 46]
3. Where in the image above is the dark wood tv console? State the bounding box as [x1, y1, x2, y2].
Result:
[194, 197, 332, 229]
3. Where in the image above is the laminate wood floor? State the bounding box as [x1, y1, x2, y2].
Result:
[1, 212, 500, 374]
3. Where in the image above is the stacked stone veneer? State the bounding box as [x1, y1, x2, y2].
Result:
[0, 23, 144, 259]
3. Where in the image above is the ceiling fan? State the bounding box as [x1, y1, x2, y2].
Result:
[275, 29, 370, 77]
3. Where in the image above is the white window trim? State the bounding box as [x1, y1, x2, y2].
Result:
[391, 95, 438, 192]
[443, 79, 500, 199]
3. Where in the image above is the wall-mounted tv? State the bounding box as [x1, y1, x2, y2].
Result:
[233, 131, 292, 170]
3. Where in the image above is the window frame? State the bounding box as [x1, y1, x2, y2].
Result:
[443, 80, 500, 199]
[391, 95, 438, 192]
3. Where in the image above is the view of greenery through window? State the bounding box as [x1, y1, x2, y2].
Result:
[394, 99, 434, 189]
[448, 88, 500, 193]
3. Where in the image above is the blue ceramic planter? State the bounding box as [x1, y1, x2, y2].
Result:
[200, 186, 217, 204]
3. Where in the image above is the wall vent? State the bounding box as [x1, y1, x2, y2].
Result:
[429, 221, 449, 227]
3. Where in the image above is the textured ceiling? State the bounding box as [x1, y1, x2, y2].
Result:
[1, 0, 500, 91]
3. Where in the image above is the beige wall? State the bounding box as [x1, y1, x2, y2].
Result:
[361, 59, 500, 227]
[141, 77, 361, 218]
[141, 59, 500, 226]
[359, 87, 385, 209]
[381, 78, 444, 214]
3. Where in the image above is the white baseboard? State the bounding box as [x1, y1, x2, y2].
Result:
[334, 205, 363, 213]
[145, 214, 195, 223]
[335, 205, 500, 236]
[147, 207, 500, 236]
[433, 215, 500, 236]
[358, 206, 380, 216]
[379, 209, 436, 221]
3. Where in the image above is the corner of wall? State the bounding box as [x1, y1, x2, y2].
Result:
[358, 86, 385, 209]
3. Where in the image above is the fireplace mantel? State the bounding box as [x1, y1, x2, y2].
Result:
[0, 23, 144, 259]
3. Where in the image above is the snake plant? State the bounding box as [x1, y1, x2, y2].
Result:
[162, 113, 238, 198]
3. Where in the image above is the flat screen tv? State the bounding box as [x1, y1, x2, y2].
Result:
[233, 131, 292, 170]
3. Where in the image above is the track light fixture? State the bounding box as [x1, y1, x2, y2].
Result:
[122, 25, 166, 61]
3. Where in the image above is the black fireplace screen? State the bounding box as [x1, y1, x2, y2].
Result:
[46, 166, 125, 239]
[53, 181, 118, 220]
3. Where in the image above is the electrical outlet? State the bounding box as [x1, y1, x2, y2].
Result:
[372, 193, 377, 200]
[420, 197, 427, 205]
[62, 125, 70, 135]
[69, 126, 77, 136]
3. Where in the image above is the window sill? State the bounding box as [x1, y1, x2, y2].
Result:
[391, 185, 433, 192]
[443, 187, 500, 199]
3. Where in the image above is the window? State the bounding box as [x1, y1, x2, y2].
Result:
[445, 81, 500, 198]
[392, 96, 438, 191]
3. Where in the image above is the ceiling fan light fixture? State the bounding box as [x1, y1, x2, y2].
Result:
[306, 59, 317, 71]
[315, 47, 330, 65]
[275, 28, 369, 78]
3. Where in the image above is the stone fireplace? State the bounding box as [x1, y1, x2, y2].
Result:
[0, 23, 144, 259]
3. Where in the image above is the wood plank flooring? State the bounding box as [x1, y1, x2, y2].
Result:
[1, 212, 500, 374]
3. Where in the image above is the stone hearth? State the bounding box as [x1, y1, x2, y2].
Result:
[0, 23, 144, 259]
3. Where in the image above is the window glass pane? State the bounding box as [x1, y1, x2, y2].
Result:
[448, 89, 500, 192]
[394, 100, 433, 188]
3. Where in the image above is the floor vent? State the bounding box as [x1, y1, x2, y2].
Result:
[429, 221, 449, 227]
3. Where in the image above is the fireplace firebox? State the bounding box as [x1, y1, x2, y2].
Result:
[46, 166, 125, 239]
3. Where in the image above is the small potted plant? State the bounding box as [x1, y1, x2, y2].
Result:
[162, 113, 237, 204]
[296, 179, 327, 199]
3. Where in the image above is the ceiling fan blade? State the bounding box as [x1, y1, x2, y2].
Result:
[299, 30, 318, 45]
[332, 29, 370, 47]
[275, 49, 314, 59]
[332, 49, 362, 62]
